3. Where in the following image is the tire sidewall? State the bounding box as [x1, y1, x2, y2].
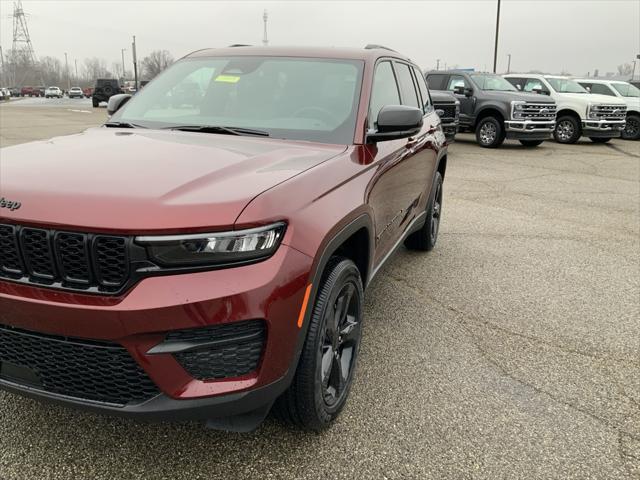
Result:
[554, 115, 581, 144]
[475, 117, 504, 148]
[622, 114, 640, 140]
[308, 260, 364, 424]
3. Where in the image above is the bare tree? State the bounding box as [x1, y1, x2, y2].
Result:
[39, 56, 62, 86]
[83, 57, 112, 83]
[617, 63, 633, 77]
[141, 50, 174, 80]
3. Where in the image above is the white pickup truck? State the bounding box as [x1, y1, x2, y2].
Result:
[504, 74, 627, 144]
[574, 79, 640, 140]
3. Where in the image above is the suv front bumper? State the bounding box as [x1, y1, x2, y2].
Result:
[582, 119, 625, 138]
[504, 120, 555, 140]
[0, 244, 313, 422]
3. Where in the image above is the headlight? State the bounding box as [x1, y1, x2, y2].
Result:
[511, 101, 525, 119]
[136, 222, 286, 267]
[587, 103, 601, 119]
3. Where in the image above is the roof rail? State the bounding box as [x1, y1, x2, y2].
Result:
[228, 44, 252, 47]
[364, 44, 397, 52]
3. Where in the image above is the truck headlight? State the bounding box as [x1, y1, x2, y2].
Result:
[587, 104, 601, 119]
[511, 101, 525, 119]
[136, 222, 286, 267]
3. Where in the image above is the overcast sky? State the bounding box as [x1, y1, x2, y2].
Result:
[0, 0, 638, 76]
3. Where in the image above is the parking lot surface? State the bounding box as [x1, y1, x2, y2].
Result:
[0, 100, 638, 479]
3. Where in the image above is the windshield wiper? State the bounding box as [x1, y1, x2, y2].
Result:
[104, 121, 145, 128]
[169, 125, 270, 137]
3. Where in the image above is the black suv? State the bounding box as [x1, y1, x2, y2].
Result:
[92, 79, 123, 108]
[425, 71, 557, 148]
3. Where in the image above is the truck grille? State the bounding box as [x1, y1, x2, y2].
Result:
[168, 320, 266, 380]
[0, 324, 159, 405]
[589, 104, 627, 120]
[434, 103, 458, 123]
[515, 103, 557, 120]
[0, 224, 129, 293]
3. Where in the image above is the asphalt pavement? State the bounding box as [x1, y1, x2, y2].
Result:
[0, 99, 638, 479]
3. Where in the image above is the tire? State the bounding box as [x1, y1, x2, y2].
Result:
[405, 171, 443, 251]
[519, 140, 544, 147]
[274, 257, 364, 431]
[589, 137, 611, 144]
[554, 115, 581, 144]
[621, 114, 640, 140]
[92, 97, 100, 108]
[475, 116, 505, 148]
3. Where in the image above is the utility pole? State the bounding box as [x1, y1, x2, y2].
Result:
[64, 52, 70, 91]
[132, 36, 138, 90]
[0, 45, 4, 87]
[74, 59, 78, 84]
[121, 48, 126, 81]
[263, 10, 269, 46]
[507, 53, 511, 74]
[492, 0, 501, 73]
[436, 59, 440, 70]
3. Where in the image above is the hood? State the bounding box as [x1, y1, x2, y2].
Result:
[482, 90, 556, 103]
[556, 92, 627, 105]
[0, 127, 345, 232]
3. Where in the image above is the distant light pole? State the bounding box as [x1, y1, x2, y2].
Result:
[507, 53, 511, 73]
[121, 48, 126, 80]
[74, 59, 78, 84]
[262, 9, 269, 46]
[64, 52, 70, 91]
[132, 36, 138, 90]
[436, 59, 440, 70]
[492, 0, 501, 73]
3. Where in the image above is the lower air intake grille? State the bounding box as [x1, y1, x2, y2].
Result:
[0, 324, 159, 405]
[168, 320, 266, 380]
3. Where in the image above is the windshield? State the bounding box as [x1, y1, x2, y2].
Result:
[111, 56, 364, 144]
[470, 74, 517, 91]
[546, 78, 588, 93]
[612, 83, 640, 97]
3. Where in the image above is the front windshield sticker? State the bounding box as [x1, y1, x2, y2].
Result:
[215, 75, 240, 83]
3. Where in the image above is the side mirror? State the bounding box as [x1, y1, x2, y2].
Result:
[464, 87, 473, 97]
[107, 94, 132, 116]
[435, 109, 445, 117]
[366, 105, 423, 143]
[453, 85, 465, 95]
[585, 86, 591, 93]
[515, 84, 522, 91]
[532, 88, 549, 96]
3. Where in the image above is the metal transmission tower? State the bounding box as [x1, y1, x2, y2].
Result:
[262, 9, 269, 46]
[11, 0, 39, 85]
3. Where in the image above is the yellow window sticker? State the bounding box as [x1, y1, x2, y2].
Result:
[215, 75, 240, 83]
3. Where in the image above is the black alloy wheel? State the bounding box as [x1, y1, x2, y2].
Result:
[622, 114, 640, 140]
[405, 171, 444, 251]
[274, 257, 364, 431]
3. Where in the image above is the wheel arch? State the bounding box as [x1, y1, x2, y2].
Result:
[474, 106, 506, 127]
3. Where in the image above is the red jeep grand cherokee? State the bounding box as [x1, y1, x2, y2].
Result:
[0, 45, 447, 431]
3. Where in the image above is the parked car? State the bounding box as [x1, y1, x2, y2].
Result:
[430, 90, 459, 142]
[504, 74, 627, 144]
[20, 86, 34, 97]
[0, 45, 447, 432]
[425, 70, 556, 147]
[92, 78, 123, 107]
[35, 86, 45, 97]
[68, 86, 84, 99]
[574, 79, 640, 140]
[0, 88, 9, 101]
[10, 87, 21, 97]
[44, 86, 63, 99]
[83, 86, 94, 98]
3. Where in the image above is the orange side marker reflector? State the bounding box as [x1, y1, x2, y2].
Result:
[297, 284, 313, 328]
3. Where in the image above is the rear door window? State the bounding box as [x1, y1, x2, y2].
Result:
[425, 73, 447, 90]
[412, 66, 433, 114]
[589, 83, 616, 96]
[394, 62, 421, 110]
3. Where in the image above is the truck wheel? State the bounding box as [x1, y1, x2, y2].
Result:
[405, 171, 443, 251]
[92, 97, 99, 108]
[475, 117, 505, 148]
[589, 137, 611, 144]
[274, 257, 364, 431]
[621, 114, 640, 140]
[519, 140, 544, 147]
[554, 115, 581, 144]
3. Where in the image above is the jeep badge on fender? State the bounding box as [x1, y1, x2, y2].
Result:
[0, 197, 21, 211]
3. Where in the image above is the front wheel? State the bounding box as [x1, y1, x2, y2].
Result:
[405, 171, 443, 251]
[92, 97, 99, 108]
[621, 114, 640, 140]
[475, 117, 505, 148]
[554, 115, 581, 144]
[589, 137, 611, 144]
[519, 140, 544, 147]
[274, 257, 364, 431]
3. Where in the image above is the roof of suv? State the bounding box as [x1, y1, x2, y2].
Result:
[184, 45, 412, 63]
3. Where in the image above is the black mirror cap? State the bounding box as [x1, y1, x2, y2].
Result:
[107, 94, 132, 116]
[453, 85, 465, 95]
[366, 105, 423, 143]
